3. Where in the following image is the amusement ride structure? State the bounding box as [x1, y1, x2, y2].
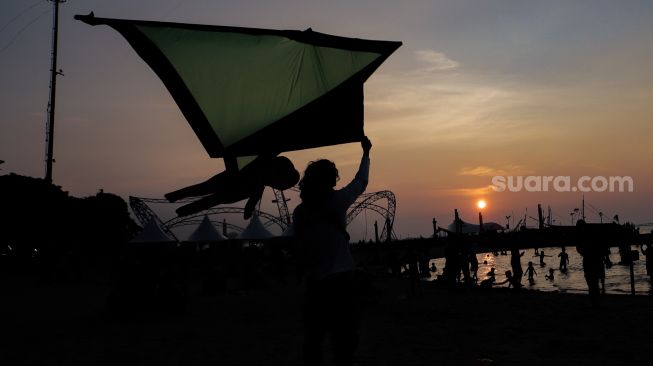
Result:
[129, 188, 397, 242]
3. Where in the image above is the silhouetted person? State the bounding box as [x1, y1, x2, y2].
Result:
[479, 268, 497, 288]
[293, 137, 372, 366]
[166, 154, 299, 219]
[418, 246, 431, 277]
[457, 243, 472, 285]
[641, 242, 652, 282]
[534, 250, 551, 267]
[576, 220, 603, 306]
[524, 261, 537, 284]
[545, 268, 555, 281]
[429, 262, 437, 276]
[603, 248, 613, 269]
[494, 270, 519, 288]
[408, 250, 422, 296]
[510, 247, 525, 288]
[469, 253, 479, 283]
[442, 240, 462, 287]
[558, 247, 569, 272]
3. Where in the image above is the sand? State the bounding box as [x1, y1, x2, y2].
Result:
[1, 275, 652, 366]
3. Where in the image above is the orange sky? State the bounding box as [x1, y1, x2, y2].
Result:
[1, 0, 652, 239]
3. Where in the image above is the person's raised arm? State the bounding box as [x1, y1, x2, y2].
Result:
[337, 137, 372, 208]
[361, 136, 372, 158]
[353, 136, 372, 185]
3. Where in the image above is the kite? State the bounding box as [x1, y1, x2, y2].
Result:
[75, 13, 401, 218]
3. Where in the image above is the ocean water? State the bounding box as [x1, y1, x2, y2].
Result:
[428, 246, 652, 295]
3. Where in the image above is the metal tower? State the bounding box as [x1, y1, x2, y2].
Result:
[45, 0, 66, 183]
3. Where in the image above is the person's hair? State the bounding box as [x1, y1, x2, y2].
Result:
[299, 159, 339, 204]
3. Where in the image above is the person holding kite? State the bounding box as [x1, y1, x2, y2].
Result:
[293, 136, 372, 366]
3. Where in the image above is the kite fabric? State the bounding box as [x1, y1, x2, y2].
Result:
[75, 13, 402, 162]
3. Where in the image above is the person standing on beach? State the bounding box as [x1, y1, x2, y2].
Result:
[479, 267, 496, 288]
[429, 262, 437, 276]
[510, 247, 524, 288]
[293, 136, 372, 366]
[641, 241, 652, 282]
[469, 252, 479, 283]
[535, 250, 551, 267]
[524, 261, 537, 284]
[494, 270, 519, 288]
[575, 220, 603, 305]
[558, 247, 569, 272]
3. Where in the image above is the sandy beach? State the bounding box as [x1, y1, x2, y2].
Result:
[2, 274, 652, 366]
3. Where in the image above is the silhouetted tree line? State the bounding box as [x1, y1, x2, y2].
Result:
[0, 173, 140, 283]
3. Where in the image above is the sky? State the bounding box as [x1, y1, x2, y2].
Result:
[1, 0, 653, 240]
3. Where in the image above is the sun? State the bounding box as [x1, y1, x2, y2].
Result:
[477, 200, 487, 209]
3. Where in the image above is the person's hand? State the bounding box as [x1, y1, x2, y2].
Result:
[361, 136, 372, 157]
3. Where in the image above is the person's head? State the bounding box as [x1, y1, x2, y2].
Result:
[299, 159, 339, 203]
[528, 261, 533, 266]
[549, 268, 554, 274]
[262, 156, 300, 190]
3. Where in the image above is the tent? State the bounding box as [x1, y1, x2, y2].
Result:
[280, 223, 295, 237]
[187, 215, 225, 242]
[238, 213, 273, 240]
[130, 219, 177, 244]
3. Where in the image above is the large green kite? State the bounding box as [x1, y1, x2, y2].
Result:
[76, 13, 401, 217]
[76, 13, 401, 166]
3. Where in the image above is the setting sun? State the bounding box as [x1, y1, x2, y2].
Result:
[477, 200, 487, 209]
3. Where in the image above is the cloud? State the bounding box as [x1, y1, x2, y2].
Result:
[415, 50, 459, 71]
[458, 165, 532, 176]
[434, 185, 496, 197]
[459, 166, 506, 176]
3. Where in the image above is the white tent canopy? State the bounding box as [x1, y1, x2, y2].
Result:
[238, 213, 273, 240]
[280, 223, 295, 237]
[187, 215, 225, 242]
[131, 219, 176, 244]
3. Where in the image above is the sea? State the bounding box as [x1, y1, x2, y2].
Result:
[427, 245, 652, 295]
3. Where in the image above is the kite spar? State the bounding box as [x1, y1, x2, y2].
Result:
[75, 13, 401, 217]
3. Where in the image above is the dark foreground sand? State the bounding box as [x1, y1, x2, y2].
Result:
[2, 276, 652, 366]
